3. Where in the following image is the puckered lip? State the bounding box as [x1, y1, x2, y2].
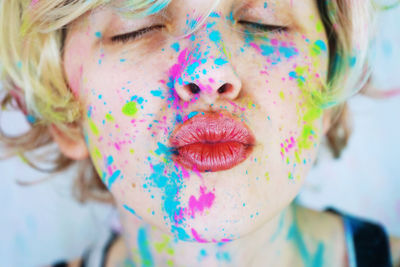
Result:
[169, 111, 256, 172]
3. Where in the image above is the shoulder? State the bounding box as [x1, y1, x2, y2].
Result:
[294, 205, 346, 241]
[105, 235, 130, 267]
[293, 205, 348, 266]
[390, 235, 400, 267]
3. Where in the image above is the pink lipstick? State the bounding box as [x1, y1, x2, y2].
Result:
[170, 112, 255, 172]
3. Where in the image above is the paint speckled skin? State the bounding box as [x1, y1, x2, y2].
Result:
[63, 0, 333, 265]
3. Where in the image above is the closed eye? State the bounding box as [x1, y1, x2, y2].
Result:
[111, 25, 165, 43]
[238, 20, 287, 33]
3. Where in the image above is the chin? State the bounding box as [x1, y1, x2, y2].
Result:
[166, 211, 265, 243]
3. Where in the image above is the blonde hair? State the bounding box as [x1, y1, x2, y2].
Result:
[0, 0, 377, 202]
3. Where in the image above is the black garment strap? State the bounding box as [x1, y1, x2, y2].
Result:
[77, 230, 119, 267]
[326, 207, 393, 267]
[100, 230, 119, 267]
[52, 262, 68, 267]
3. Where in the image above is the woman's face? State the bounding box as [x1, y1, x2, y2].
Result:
[64, 0, 328, 242]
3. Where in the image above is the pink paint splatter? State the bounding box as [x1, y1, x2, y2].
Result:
[187, 186, 215, 218]
[249, 42, 262, 53]
[191, 228, 207, 243]
[30, 0, 39, 7]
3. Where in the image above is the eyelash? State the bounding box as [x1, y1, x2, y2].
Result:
[111, 24, 165, 43]
[238, 21, 287, 34]
[110, 21, 287, 43]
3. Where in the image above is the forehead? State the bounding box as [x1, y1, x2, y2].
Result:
[106, 0, 298, 18]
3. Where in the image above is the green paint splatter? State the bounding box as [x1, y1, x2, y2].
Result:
[154, 235, 174, 256]
[279, 91, 285, 100]
[89, 119, 99, 136]
[316, 21, 323, 33]
[122, 101, 138, 117]
[105, 113, 114, 122]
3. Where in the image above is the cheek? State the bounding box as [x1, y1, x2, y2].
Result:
[64, 31, 94, 97]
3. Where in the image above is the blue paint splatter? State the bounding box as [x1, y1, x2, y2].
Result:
[138, 227, 154, 267]
[26, 114, 36, 124]
[176, 114, 183, 123]
[95, 31, 102, 38]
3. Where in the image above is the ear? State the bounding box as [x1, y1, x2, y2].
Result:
[49, 124, 89, 160]
[322, 109, 332, 135]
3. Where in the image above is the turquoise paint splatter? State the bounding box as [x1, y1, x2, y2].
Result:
[214, 58, 228, 66]
[155, 142, 173, 157]
[206, 21, 216, 29]
[188, 111, 199, 119]
[287, 208, 325, 267]
[270, 212, 285, 242]
[171, 225, 190, 241]
[95, 31, 102, 38]
[279, 46, 298, 58]
[216, 251, 231, 262]
[187, 62, 200, 75]
[314, 40, 327, 51]
[226, 12, 234, 23]
[107, 156, 114, 165]
[171, 42, 180, 52]
[209, 12, 220, 18]
[150, 90, 163, 98]
[146, 0, 169, 15]
[108, 170, 121, 188]
[209, 31, 221, 43]
[123, 204, 143, 220]
[349, 56, 357, 67]
[260, 45, 275, 56]
[138, 227, 154, 267]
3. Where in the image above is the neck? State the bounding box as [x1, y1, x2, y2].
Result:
[116, 204, 298, 266]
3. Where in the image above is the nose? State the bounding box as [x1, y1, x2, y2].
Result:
[172, 31, 242, 104]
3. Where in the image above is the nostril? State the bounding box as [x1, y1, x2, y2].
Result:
[218, 84, 232, 94]
[188, 83, 201, 94]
